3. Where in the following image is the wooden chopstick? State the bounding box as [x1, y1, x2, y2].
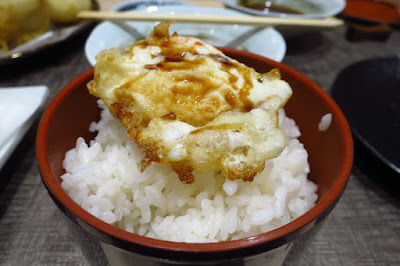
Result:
[77, 11, 344, 29]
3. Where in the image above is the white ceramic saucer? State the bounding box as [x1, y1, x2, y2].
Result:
[85, 0, 286, 66]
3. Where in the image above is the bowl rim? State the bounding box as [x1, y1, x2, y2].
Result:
[36, 48, 353, 254]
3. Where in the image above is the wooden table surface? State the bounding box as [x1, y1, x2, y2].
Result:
[0, 0, 399, 265]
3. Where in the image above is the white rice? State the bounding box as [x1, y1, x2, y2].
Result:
[61, 101, 318, 243]
[318, 113, 332, 131]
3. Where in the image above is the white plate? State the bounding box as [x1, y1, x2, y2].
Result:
[220, 0, 346, 18]
[0, 86, 48, 170]
[85, 0, 286, 66]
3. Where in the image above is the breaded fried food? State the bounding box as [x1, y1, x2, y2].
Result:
[0, 0, 50, 52]
[88, 22, 292, 184]
[48, 0, 92, 23]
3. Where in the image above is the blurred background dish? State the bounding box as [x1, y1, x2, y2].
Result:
[84, 0, 286, 66]
[340, 0, 400, 25]
[219, 0, 346, 39]
[331, 55, 400, 177]
[220, 0, 346, 18]
[48, 0, 93, 24]
[0, 0, 98, 66]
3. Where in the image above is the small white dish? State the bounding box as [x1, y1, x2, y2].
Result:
[85, 0, 286, 66]
[0, 86, 48, 170]
[220, 0, 346, 19]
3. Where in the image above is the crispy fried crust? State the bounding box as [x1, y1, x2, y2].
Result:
[88, 22, 292, 183]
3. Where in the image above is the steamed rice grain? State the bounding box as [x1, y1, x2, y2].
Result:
[318, 113, 332, 131]
[61, 100, 318, 242]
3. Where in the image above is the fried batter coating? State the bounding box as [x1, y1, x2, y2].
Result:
[88, 22, 292, 183]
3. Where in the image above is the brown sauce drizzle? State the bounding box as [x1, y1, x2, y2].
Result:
[172, 74, 220, 95]
[190, 123, 244, 135]
[237, 67, 255, 111]
[224, 90, 238, 108]
[211, 54, 234, 66]
[238, 1, 303, 15]
[161, 111, 177, 120]
[165, 51, 186, 62]
[144, 64, 158, 70]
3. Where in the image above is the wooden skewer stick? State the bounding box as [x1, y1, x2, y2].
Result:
[77, 10, 344, 29]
